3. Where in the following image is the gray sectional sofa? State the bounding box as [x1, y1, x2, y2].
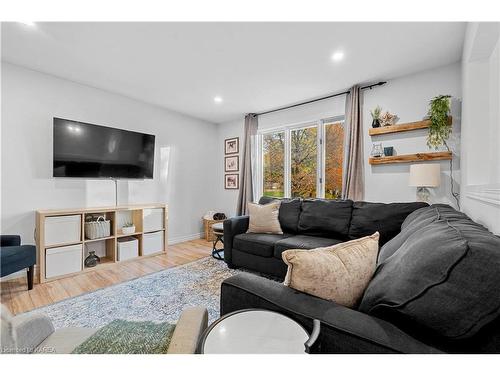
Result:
[221, 204, 500, 353]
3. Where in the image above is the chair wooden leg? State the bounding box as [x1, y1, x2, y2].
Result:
[27, 266, 34, 290]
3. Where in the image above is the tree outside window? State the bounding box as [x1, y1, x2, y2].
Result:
[261, 119, 344, 199]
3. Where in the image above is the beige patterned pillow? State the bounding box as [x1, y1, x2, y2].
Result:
[282, 232, 379, 307]
[247, 201, 283, 234]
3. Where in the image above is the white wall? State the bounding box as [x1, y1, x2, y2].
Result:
[215, 63, 462, 212]
[363, 63, 462, 205]
[1, 62, 219, 245]
[215, 119, 245, 217]
[460, 23, 500, 234]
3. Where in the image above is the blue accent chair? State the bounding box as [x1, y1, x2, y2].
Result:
[0, 235, 36, 290]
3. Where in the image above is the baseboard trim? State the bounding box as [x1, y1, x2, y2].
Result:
[168, 232, 204, 245]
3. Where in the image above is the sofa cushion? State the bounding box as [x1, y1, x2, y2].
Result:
[282, 233, 379, 307]
[0, 245, 36, 277]
[297, 199, 353, 239]
[233, 233, 291, 258]
[259, 197, 302, 233]
[348, 201, 428, 246]
[359, 207, 500, 341]
[274, 235, 343, 259]
[378, 204, 478, 263]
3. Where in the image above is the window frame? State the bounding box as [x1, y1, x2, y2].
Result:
[256, 115, 345, 200]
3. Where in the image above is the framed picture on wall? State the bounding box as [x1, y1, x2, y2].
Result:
[225, 174, 239, 189]
[225, 137, 239, 155]
[224, 156, 239, 172]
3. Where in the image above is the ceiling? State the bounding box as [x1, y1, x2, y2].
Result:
[1, 22, 466, 124]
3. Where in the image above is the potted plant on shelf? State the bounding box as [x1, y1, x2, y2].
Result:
[122, 222, 136, 235]
[427, 95, 452, 149]
[370, 105, 382, 128]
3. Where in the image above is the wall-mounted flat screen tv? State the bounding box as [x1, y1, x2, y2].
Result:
[53, 118, 155, 179]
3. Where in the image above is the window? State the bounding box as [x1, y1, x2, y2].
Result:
[291, 126, 317, 198]
[262, 132, 285, 198]
[259, 118, 344, 199]
[324, 121, 344, 199]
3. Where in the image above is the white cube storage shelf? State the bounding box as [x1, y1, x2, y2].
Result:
[36, 204, 167, 283]
[44, 215, 81, 246]
[143, 208, 164, 232]
[45, 244, 83, 279]
[143, 231, 164, 256]
[117, 237, 139, 261]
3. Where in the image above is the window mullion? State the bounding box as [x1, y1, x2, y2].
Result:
[317, 121, 325, 198]
[284, 128, 291, 198]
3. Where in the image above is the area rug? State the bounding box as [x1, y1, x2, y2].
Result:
[21, 257, 240, 329]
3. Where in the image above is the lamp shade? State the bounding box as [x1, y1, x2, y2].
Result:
[409, 164, 441, 187]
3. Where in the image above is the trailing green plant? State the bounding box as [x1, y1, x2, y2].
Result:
[427, 95, 452, 149]
[370, 105, 382, 120]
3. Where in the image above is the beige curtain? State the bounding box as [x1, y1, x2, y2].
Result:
[342, 85, 364, 200]
[237, 114, 258, 215]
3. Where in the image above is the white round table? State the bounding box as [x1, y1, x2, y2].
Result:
[200, 309, 311, 354]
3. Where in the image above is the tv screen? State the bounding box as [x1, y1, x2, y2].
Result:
[53, 118, 155, 179]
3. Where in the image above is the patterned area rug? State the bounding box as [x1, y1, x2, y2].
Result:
[21, 257, 240, 329]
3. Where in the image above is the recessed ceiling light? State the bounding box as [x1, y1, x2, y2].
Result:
[214, 96, 223, 104]
[331, 51, 345, 62]
[19, 21, 36, 27]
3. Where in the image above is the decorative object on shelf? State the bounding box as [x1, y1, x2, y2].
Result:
[225, 155, 239, 172]
[383, 146, 394, 157]
[409, 164, 441, 203]
[225, 174, 239, 189]
[122, 223, 136, 235]
[224, 137, 239, 155]
[84, 250, 101, 268]
[379, 111, 398, 127]
[370, 105, 382, 128]
[213, 212, 226, 220]
[427, 95, 452, 149]
[370, 143, 384, 158]
[84, 216, 111, 240]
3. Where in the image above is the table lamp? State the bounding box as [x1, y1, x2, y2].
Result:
[409, 164, 441, 203]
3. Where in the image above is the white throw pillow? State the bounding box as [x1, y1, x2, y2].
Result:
[247, 201, 283, 234]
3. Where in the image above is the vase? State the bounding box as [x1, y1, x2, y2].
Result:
[371, 119, 380, 128]
[84, 250, 101, 268]
[371, 143, 384, 158]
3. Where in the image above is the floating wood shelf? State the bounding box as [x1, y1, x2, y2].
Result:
[369, 116, 452, 136]
[369, 151, 452, 165]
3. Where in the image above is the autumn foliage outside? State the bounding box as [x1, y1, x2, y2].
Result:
[262, 122, 344, 199]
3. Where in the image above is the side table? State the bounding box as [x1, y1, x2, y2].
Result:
[211, 222, 224, 260]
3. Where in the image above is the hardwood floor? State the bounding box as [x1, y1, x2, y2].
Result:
[0, 238, 213, 315]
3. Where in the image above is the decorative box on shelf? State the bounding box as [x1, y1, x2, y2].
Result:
[203, 218, 225, 242]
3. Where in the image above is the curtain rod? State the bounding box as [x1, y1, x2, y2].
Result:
[255, 81, 387, 116]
